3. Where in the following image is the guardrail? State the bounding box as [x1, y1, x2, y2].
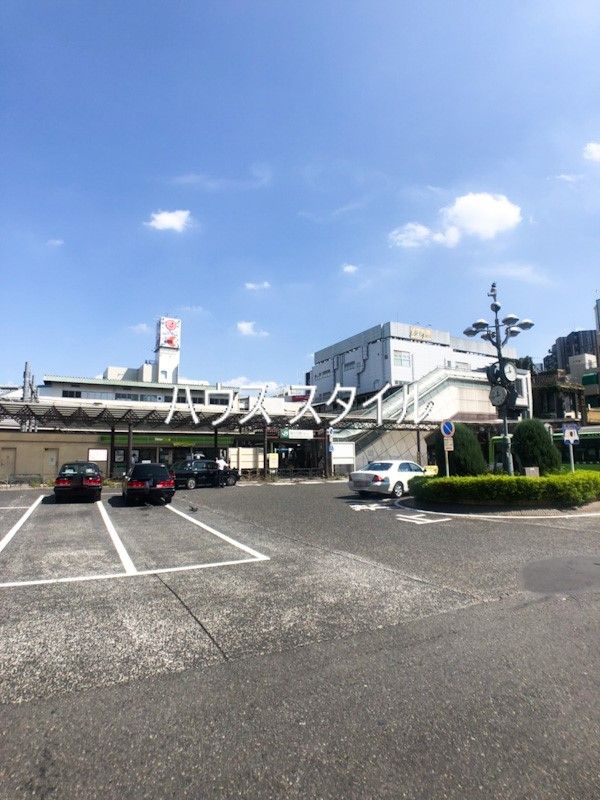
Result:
[240, 467, 325, 481]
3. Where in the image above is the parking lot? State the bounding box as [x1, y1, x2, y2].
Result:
[1, 482, 600, 799]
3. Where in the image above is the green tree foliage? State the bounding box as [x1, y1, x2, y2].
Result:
[515, 355, 536, 373]
[512, 418, 561, 475]
[434, 423, 487, 476]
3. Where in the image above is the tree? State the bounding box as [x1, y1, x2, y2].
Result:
[515, 355, 536, 374]
[512, 418, 561, 475]
[434, 423, 487, 476]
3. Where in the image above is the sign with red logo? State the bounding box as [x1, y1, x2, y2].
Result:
[156, 317, 181, 350]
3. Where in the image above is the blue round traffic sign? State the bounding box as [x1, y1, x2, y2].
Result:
[441, 420, 455, 437]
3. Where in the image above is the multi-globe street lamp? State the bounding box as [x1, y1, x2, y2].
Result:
[463, 283, 534, 476]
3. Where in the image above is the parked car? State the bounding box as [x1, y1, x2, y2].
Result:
[54, 461, 103, 502]
[122, 462, 175, 505]
[172, 459, 240, 489]
[348, 460, 426, 498]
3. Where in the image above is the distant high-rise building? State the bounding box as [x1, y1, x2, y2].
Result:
[595, 297, 600, 332]
[544, 329, 598, 372]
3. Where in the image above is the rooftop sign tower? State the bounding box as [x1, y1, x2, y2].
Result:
[154, 317, 181, 384]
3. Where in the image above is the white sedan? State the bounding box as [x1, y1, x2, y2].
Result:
[348, 460, 426, 498]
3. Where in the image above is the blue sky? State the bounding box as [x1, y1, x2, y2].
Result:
[2, 1, 600, 387]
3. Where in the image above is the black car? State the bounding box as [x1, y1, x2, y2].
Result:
[54, 461, 103, 502]
[173, 459, 239, 490]
[122, 462, 175, 505]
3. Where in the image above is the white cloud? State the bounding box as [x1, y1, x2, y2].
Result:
[553, 173, 583, 183]
[583, 142, 600, 162]
[236, 320, 269, 337]
[477, 262, 552, 286]
[46, 238, 64, 247]
[442, 193, 521, 240]
[245, 281, 271, 291]
[172, 163, 272, 190]
[129, 322, 151, 334]
[341, 263, 359, 274]
[388, 222, 435, 248]
[178, 305, 206, 315]
[389, 192, 521, 249]
[431, 226, 461, 247]
[145, 209, 192, 232]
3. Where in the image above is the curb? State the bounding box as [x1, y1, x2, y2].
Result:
[394, 499, 600, 520]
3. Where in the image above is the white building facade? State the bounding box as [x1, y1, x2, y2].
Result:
[308, 322, 517, 403]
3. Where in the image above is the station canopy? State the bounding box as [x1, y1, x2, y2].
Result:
[0, 398, 429, 433]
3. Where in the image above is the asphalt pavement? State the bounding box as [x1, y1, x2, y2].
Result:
[1, 482, 599, 799]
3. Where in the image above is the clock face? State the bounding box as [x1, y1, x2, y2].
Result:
[503, 362, 517, 382]
[490, 385, 508, 406]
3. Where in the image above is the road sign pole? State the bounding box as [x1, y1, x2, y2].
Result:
[568, 441, 575, 473]
[444, 448, 450, 478]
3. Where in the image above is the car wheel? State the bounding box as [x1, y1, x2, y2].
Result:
[392, 482, 404, 498]
[225, 474, 237, 487]
[186, 477, 197, 490]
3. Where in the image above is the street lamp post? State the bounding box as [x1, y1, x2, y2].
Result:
[463, 283, 534, 476]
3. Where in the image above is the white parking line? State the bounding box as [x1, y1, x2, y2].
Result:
[96, 501, 137, 574]
[167, 504, 269, 561]
[0, 495, 43, 556]
[0, 506, 31, 510]
[0, 557, 263, 589]
[0, 496, 269, 589]
[395, 512, 452, 525]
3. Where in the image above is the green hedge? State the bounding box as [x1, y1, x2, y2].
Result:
[410, 471, 600, 507]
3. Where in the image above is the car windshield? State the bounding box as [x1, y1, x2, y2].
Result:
[363, 462, 393, 471]
[130, 464, 169, 479]
[59, 463, 99, 476]
[172, 461, 191, 470]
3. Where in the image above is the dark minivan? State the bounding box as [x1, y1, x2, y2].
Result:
[122, 462, 175, 505]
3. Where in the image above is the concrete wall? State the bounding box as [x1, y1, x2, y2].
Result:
[0, 431, 104, 481]
[355, 429, 420, 469]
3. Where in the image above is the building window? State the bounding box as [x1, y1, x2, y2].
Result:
[455, 361, 470, 371]
[115, 392, 140, 401]
[344, 361, 356, 370]
[393, 350, 411, 368]
[62, 390, 81, 398]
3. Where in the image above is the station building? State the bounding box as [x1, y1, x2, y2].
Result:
[1, 317, 535, 483]
[308, 322, 521, 402]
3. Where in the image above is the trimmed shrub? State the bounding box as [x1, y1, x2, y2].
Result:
[410, 471, 600, 507]
[434, 422, 487, 477]
[512, 418, 561, 475]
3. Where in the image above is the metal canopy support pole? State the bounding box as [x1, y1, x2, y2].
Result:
[127, 424, 133, 470]
[323, 427, 330, 479]
[263, 425, 268, 480]
[109, 426, 115, 478]
[213, 426, 218, 459]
